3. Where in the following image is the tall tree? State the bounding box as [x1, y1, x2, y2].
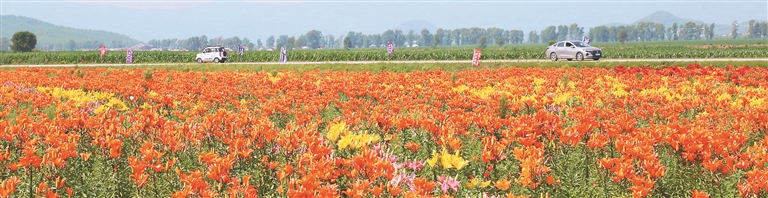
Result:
[278, 35, 289, 46]
[708, 23, 716, 40]
[695, 24, 704, 40]
[354, 32, 364, 48]
[346, 32, 357, 48]
[10, 31, 37, 52]
[305, 30, 322, 49]
[486, 28, 504, 44]
[343, 36, 352, 49]
[528, 31, 539, 43]
[496, 37, 504, 48]
[201, 35, 208, 47]
[655, 24, 666, 41]
[636, 22, 646, 41]
[568, 23, 581, 40]
[420, 29, 432, 47]
[540, 26, 557, 43]
[371, 34, 382, 47]
[477, 36, 487, 49]
[68, 40, 77, 51]
[275, 43, 283, 52]
[286, 36, 296, 50]
[434, 28, 444, 47]
[246, 42, 254, 50]
[748, 20, 756, 38]
[295, 37, 302, 49]
[731, 20, 739, 39]
[256, 39, 263, 49]
[617, 29, 627, 44]
[266, 36, 275, 48]
[752, 23, 761, 38]
[440, 29, 451, 45]
[393, 29, 405, 47]
[671, 23, 678, 40]
[326, 34, 335, 48]
[762, 22, 768, 38]
[680, 22, 696, 40]
[451, 30, 461, 45]
[460, 28, 470, 45]
[468, 27, 486, 45]
[382, 30, 395, 44]
[556, 25, 568, 41]
[406, 30, 415, 47]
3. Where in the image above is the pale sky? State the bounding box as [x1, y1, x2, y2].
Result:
[2, 0, 767, 42]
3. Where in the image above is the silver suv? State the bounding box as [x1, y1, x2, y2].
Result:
[196, 47, 228, 63]
[546, 41, 601, 61]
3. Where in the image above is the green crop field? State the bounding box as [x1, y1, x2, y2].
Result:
[3, 61, 765, 73]
[1, 39, 766, 65]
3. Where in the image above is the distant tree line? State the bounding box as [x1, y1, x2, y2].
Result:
[744, 20, 768, 38]
[0, 38, 129, 51]
[148, 36, 255, 51]
[325, 27, 525, 49]
[1, 20, 766, 52]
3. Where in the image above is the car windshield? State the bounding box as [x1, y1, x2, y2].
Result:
[573, 42, 590, 47]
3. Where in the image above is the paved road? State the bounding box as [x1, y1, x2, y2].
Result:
[1, 58, 766, 67]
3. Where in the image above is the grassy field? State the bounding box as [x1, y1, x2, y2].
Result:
[1, 39, 766, 65]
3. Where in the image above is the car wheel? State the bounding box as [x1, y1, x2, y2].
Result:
[593, 58, 600, 61]
[567, 59, 572, 61]
[550, 53, 558, 61]
[576, 52, 584, 61]
[197, 58, 202, 63]
[214, 58, 220, 63]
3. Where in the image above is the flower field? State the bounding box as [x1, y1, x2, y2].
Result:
[1, 65, 767, 197]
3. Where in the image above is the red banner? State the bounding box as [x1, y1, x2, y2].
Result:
[472, 48, 482, 66]
[100, 45, 106, 57]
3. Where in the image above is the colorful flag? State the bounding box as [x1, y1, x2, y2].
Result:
[100, 45, 106, 57]
[279, 47, 288, 63]
[126, 48, 134, 63]
[238, 45, 245, 56]
[472, 48, 482, 67]
[387, 42, 394, 55]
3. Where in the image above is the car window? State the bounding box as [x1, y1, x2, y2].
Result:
[573, 42, 590, 47]
[556, 42, 564, 47]
[565, 42, 573, 47]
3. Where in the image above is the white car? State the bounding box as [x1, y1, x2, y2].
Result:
[545, 41, 602, 61]
[196, 47, 228, 63]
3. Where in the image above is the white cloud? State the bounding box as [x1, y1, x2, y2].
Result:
[64, 0, 211, 10]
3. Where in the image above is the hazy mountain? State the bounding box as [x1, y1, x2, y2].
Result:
[634, 11, 706, 27]
[1, 15, 141, 48]
[395, 20, 439, 33]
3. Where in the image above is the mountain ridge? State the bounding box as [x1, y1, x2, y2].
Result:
[1, 15, 141, 49]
